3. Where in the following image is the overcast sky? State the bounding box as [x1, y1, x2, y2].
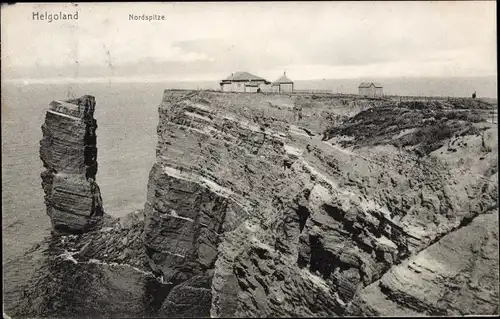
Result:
[1, 1, 497, 82]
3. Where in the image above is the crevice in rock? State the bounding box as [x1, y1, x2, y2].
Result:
[297, 205, 310, 233]
[143, 277, 174, 315]
[308, 234, 337, 278]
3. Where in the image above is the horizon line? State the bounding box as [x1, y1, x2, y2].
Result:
[2, 74, 498, 85]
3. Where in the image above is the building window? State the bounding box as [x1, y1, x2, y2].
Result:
[238, 83, 241, 87]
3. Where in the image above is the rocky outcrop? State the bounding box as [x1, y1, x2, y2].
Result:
[6, 210, 162, 318]
[39, 95, 104, 234]
[348, 209, 499, 316]
[22, 90, 496, 317]
[143, 90, 498, 317]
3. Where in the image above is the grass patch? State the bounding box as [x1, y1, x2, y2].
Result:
[323, 107, 486, 155]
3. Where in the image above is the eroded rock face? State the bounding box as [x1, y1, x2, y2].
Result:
[40, 95, 104, 234]
[30, 91, 495, 317]
[8, 210, 158, 318]
[144, 90, 498, 317]
[348, 210, 499, 316]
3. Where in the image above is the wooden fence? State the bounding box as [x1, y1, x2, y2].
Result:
[489, 109, 498, 124]
[292, 89, 334, 94]
[383, 95, 466, 102]
[382, 95, 497, 105]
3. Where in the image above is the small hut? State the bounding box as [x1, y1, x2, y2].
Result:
[272, 72, 294, 93]
[358, 82, 383, 98]
[219, 72, 270, 92]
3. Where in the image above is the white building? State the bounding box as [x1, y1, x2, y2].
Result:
[358, 82, 383, 97]
[271, 72, 294, 93]
[220, 72, 271, 92]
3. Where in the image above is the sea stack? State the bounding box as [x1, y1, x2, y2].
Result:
[39, 95, 104, 234]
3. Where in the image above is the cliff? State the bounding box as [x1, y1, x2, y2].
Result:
[25, 91, 498, 317]
[39, 95, 105, 233]
[144, 91, 498, 316]
[348, 210, 499, 315]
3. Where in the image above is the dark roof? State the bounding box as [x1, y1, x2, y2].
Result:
[223, 71, 268, 82]
[272, 74, 293, 85]
[358, 82, 383, 88]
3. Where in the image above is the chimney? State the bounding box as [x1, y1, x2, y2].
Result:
[284, 71, 286, 76]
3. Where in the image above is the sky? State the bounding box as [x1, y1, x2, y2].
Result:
[1, 1, 497, 82]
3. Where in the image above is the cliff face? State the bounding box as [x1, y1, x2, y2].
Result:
[348, 210, 499, 316]
[28, 90, 497, 317]
[144, 90, 498, 317]
[39, 95, 104, 233]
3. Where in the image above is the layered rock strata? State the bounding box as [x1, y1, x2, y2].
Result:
[144, 90, 498, 317]
[348, 209, 499, 316]
[40, 95, 104, 233]
[28, 90, 497, 317]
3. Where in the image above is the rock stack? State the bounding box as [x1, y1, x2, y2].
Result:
[39, 95, 104, 234]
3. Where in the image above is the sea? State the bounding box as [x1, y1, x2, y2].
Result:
[1, 76, 497, 315]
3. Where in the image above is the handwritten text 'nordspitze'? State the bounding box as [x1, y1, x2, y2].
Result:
[129, 14, 166, 21]
[32, 11, 79, 23]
